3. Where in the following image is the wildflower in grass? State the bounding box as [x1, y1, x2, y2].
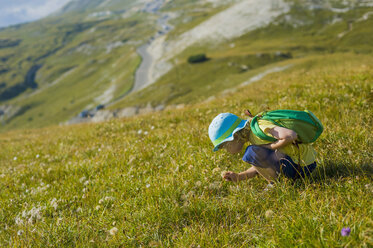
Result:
[265, 210, 274, 219]
[17, 230, 24, 236]
[264, 183, 274, 191]
[146, 184, 151, 188]
[50, 198, 58, 210]
[76, 207, 82, 213]
[348, 150, 352, 155]
[212, 167, 221, 173]
[195, 181, 202, 187]
[138, 130, 143, 134]
[95, 205, 101, 211]
[15, 217, 23, 225]
[109, 227, 118, 236]
[36, 154, 40, 158]
[181, 194, 187, 201]
[341, 227, 351, 236]
[187, 191, 195, 199]
[17, 206, 44, 225]
[151, 126, 155, 130]
[105, 196, 115, 201]
[208, 181, 220, 190]
[99, 199, 104, 204]
[13, 157, 17, 161]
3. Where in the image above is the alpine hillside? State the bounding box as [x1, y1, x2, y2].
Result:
[0, 0, 372, 131]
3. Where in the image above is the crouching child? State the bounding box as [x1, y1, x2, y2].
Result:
[208, 110, 323, 184]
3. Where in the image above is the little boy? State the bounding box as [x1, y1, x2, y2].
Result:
[208, 112, 317, 183]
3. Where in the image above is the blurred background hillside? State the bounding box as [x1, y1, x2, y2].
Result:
[0, 0, 373, 132]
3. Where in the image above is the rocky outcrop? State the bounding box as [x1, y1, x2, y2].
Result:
[116, 107, 139, 118]
[90, 110, 115, 123]
[0, 104, 21, 120]
[65, 103, 170, 125]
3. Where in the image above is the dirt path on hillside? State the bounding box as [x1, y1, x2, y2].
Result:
[133, 44, 152, 92]
[146, 0, 290, 88]
[107, 0, 172, 105]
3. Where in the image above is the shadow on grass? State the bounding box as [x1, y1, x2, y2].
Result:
[304, 161, 373, 184]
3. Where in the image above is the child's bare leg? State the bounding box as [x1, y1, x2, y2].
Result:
[253, 166, 278, 183]
[222, 166, 258, 182]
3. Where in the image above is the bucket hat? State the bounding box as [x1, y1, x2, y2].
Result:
[208, 113, 249, 151]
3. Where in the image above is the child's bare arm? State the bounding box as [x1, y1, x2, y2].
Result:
[222, 167, 258, 182]
[262, 126, 297, 150]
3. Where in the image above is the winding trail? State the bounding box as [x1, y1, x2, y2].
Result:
[131, 1, 173, 92]
[133, 44, 153, 92]
[106, 0, 172, 107]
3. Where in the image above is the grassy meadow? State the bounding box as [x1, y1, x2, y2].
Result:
[0, 53, 372, 247]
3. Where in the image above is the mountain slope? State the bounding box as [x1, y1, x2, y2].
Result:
[0, 0, 159, 131]
[0, 0, 373, 132]
[109, 0, 373, 109]
[58, 0, 107, 13]
[56, 0, 136, 14]
[0, 52, 372, 246]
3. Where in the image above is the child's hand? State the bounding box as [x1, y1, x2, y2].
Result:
[244, 109, 253, 117]
[222, 171, 239, 182]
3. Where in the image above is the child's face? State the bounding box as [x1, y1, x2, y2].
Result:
[220, 139, 244, 154]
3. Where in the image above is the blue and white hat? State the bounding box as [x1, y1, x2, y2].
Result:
[208, 113, 249, 151]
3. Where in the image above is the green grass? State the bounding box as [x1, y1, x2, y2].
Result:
[0, 53, 372, 247]
[0, 11, 155, 131]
